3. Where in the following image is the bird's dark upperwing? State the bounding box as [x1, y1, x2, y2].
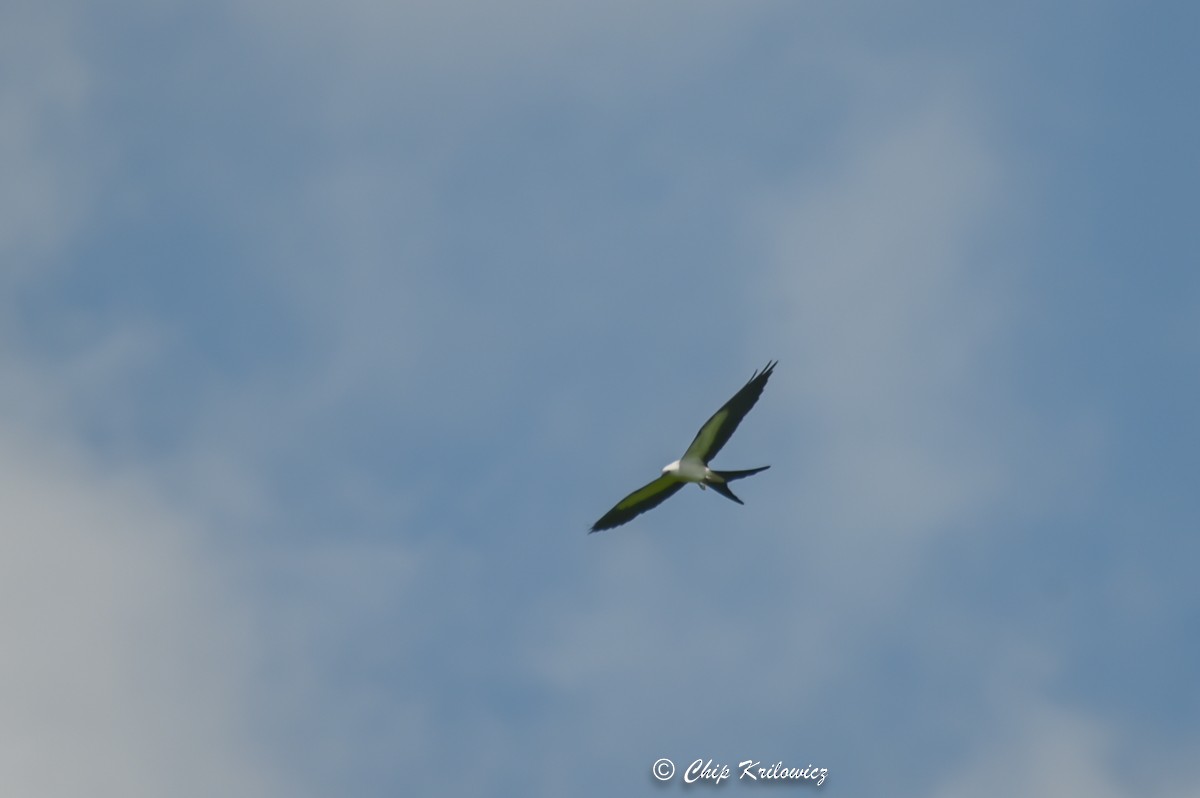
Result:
[589, 475, 685, 533]
[682, 360, 776, 464]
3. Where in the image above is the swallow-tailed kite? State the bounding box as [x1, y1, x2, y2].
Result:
[589, 361, 776, 533]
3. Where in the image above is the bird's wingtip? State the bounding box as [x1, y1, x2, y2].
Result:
[750, 359, 778, 382]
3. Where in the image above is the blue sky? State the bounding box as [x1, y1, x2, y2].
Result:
[3, 1, 1198, 795]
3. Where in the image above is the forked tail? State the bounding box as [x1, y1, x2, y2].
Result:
[712, 465, 770, 482]
[706, 465, 770, 505]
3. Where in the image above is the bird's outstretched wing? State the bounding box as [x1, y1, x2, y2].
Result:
[589, 475, 685, 533]
[682, 360, 777, 464]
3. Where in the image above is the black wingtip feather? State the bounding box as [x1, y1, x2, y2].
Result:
[708, 480, 744, 505]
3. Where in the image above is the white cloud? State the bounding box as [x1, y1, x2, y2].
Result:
[933, 702, 1122, 798]
[0, 394, 296, 797]
[753, 89, 1011, 551]
[0, 414, 292, 797]
[930, 694, 1200, 798]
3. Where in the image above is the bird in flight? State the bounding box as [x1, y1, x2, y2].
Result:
[590, 361, 777, 533]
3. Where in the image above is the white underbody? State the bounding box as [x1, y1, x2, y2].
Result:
[662, 457, 712, 486]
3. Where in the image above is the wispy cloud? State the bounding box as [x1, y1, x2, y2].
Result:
[757, 89, 1009, 548]
[0, 411, 292, 797]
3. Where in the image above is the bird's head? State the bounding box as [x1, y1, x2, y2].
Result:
[661, 459, 681, 475]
